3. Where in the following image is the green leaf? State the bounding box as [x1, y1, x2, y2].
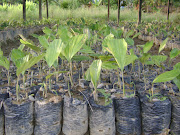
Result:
[57, 26, 71, 43]
[159, 38, 168, 53]
[79, 45, 95, 54]
[174, 62, 180, 71]
[132, 32, 141, 39]
[85, 68, 91, 81]
[151, 55, 167, 67]
[90, 60, 102, 89]
[16, 53, 45, 76]
[43, 27, 53, 35]
[98, 55, 113, 61]
[45, 71, 68, 80]
[63, 34, 86, 62]
[38, 36, 49, 49]
[153, 69, 180, 83]
[72, 55, 91, 61]
[45, 39, 63, 67]
[18, 44, 25, 51]
[0, 56, 10, 70]
[102, 34, 114, 52]
[170, 48, 180, 60]
[143, 41, 153, 53]
[107, 39, 127, 71]
[139, 53, 150, 65]
[124, 29, 134, 38]
[20, 39, 41, 53]
[125, 54, 138, 66]
[102, 61, 118, 69]
[173, 75, 180, 90]
[125, 37, 134, 46]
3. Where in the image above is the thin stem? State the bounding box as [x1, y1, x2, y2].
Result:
[69, 61, 73, 88]
[122, 71, 125, 97]
[49, 68, 51, 90]
[16, 76, 19, 101]
[143, 64, 146, 91]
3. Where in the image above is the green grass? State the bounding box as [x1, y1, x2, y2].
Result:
[0, 1, 179, 25]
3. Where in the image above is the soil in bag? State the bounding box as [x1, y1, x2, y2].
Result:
[62, 92, 88, 135]
[89, 96, 116, 135]
[34, 91, 63, 135]
[169, 94, 180, 135]
[3, 98, 34, 135]
[141, 95, 171, 135]
[113, 95, 141, 135]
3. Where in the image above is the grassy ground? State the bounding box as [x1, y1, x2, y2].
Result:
[0, 2, 179, 23]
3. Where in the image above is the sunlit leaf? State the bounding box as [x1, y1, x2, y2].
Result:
[45, 71, 68, 80]
[85, 68, 91, 81]
[153, 69, 180, 83]
[20, 39, 41, 53]
[38, 36, 49, 49]
[125, 54, 138, 66]
[107, 39, 127, 71]
[63, 34, 86, 62]
[102, 61, 118, 69]
[132, 32, 141, 39]
[143, 41, 153, 53]
[45, 39, 63, 67]
[125, 37, 134, 46]
[102, 33, 114, 52]
[173, 75, 180, 90]
[72, 55, 91, 61]
[90, 60, 102, 89]
[16, 53, 45, 76]
[174, 62, 180, 71]
[79, 45, 95, 54]
[170, 48, 180, 60]
[0, 56, 10, 70]
[159, 38, 168, 53]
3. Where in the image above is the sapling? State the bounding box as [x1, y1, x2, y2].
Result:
[106, 39, 138, 97]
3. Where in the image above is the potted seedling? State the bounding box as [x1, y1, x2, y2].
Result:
[152, 62, 180, 135]
[34, 39, 64, 135]
[104, 38, 141, 135]
[3, 46, 44, 135]
[84, 59, 116, 135]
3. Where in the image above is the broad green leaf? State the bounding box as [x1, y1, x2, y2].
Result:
[16, 53, 45, 76]
[153, 69, 180, 83]
[124, 30, 134, 38]
[151, 55, 167, 67]
[72, 55, 91, 61]
[174, 62, 180, 71]
[107, 39, 127, 71]
[139, 53, 150, 65]
[63, 34, 86, 62]
[102, 34, 114, 52]
[79, 45, 95, 54]
[159, 38, 168, 53]
[43, 27, 53, 35]
[143, 41, 153, 53]
[132, 32, 141, 39]
[45, 39, 63, 67]
[170, 48, 180, 60]
[20, 39, 41, 53]
[38, 36, 49, 49]
[85, 68, 91, 81]
[102, 61, 118, 69]
[125, 37, 134, 46]
[173, 75, 180, 90]
[57, 26, 71, 43]
[125, 54, 138, 66]
[0, 56, 10, 70]
[90, 60, 102, 89]
[99, 55, 113, 61]
[111, 28, 123, 39]
[45, 71, 68, 80]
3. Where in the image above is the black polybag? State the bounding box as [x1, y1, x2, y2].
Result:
[3, 98, 34, 135]
[113, 96, 141, 135]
